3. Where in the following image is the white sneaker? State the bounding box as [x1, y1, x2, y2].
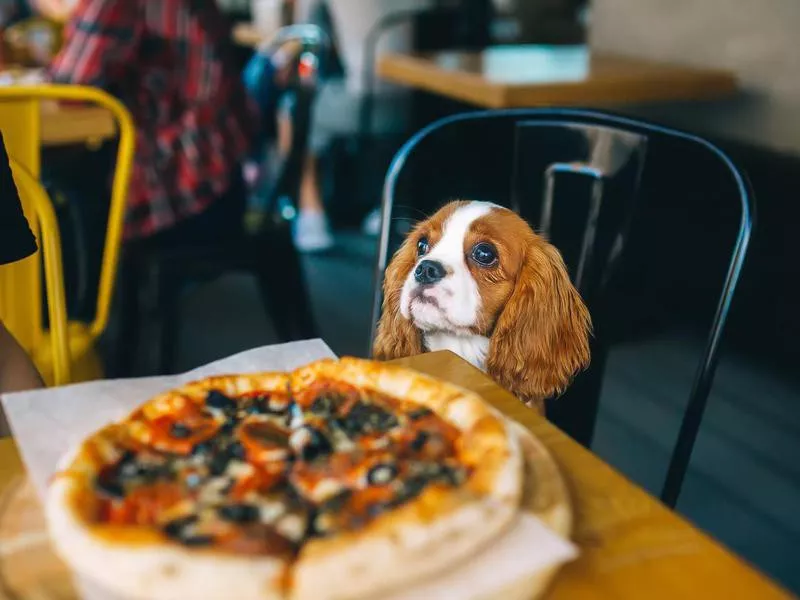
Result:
[361, 207, 382, 237]
[293, 210, 334, 253]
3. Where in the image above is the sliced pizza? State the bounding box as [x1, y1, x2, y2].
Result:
[46, 359, 525, 600]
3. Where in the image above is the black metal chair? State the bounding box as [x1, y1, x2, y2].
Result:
[368, 109, 755, 507]
[113, 26, 324, 377]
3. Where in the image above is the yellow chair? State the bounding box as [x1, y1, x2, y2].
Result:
[0, 85, 135, 386]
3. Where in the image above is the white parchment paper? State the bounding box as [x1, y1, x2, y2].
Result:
[1, 339, 577, 600]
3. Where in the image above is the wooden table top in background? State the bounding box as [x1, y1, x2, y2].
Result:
[0, 68, 117, 146]
[232, 22, 265, 49]
[39, 103, 115, 147]
[0, 351, 791, 599]
[231, 25, 737, 109]
[377, 46, 738, 109]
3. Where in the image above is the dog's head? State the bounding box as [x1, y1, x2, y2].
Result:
[374, 201, 591, 404]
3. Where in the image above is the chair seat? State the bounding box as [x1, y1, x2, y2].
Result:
[33, 321, 104, 386]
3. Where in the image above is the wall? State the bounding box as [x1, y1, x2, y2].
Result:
[590, 0, 800, 155]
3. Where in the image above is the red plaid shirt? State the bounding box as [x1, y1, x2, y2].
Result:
[49, 0, 258, 239]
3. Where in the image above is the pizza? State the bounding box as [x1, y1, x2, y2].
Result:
[45, 358, 525, 600]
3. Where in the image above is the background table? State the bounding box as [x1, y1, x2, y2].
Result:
[232, 22, 264, 48]
[39, 103, 115, 147]
[0, 351, 792, 599]
[377, 47, 738, 109]
[0, 68, 116, 146]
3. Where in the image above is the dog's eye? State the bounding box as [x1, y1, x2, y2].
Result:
[470, 242, 498, 267]
[416, 237, 429, 256]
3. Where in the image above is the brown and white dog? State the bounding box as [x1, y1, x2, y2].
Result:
[373, 201, 591, 412]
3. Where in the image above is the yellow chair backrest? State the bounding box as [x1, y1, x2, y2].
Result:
[0, 85, 135, 385]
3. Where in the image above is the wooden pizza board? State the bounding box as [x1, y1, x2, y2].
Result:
[494, 422, 573, 600]
[0, 425, 571, 600]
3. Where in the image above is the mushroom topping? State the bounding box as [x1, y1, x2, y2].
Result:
[366, 463, 398, 487]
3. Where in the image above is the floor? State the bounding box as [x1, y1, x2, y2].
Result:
[164, 231, 800, 594]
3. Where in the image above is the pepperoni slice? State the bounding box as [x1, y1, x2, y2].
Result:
[214, 523, 298, 557]
[131, 397, 221, 455]
[290, 451, 396, 503]
[335, 485, 398, 528]
[391, 412, 460, 460]
[106, 482, 184, 526]
[146, 415, 220, 455]
[238, 420, 292, 466]
[229, 465, 286, 501]
[292, 379, 359, 412]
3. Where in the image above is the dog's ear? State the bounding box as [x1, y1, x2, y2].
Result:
[486, 241, 591, 406]
[372, 237, 424, 360]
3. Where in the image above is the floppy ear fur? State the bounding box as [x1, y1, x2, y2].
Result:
[486, 242, 591, 410]
[372, 237, 424, 360]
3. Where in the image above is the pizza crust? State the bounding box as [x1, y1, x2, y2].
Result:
[292, 496, 516, 600]
[141, 373, 290, 420]
[46, 478, 288, 600]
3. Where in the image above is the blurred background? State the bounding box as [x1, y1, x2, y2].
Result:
[0, 0, 799, 593]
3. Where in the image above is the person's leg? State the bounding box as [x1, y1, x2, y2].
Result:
[277, 93, 334, 252]
[299, 153, 324, 214]
[293, 152, 334, 252]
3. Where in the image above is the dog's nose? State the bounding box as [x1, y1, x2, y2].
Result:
[414, 260, 446, 285]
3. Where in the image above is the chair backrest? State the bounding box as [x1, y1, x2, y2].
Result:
[369, 109, 755, 507]
[0, 85, 135, 380]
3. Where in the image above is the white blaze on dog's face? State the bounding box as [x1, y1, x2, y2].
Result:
[400, 202, 496, 332]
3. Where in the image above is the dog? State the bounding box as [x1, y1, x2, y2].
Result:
[373, 201, 591, 413]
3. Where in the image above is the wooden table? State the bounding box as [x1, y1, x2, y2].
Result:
[0, 68, 117, 146]
[0, 351, 792, 599]
[377, 46, 738, 109]
[232, 22, 265, 49]
[39, 103, 115, 147]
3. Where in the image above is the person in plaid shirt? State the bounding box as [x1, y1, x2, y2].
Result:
[45, 0, 259, 241]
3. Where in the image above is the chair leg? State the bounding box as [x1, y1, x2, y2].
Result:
[547, 337, 608, 448]
[255, 267, 294, 343]
[112, 257, 142, 378]
[284, 240, 318, 340]
[157, 264, 182, 375]
[254, 225, 318, 342]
